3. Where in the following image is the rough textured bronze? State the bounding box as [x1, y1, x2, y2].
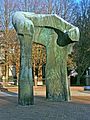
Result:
[12, 12, 79, 105]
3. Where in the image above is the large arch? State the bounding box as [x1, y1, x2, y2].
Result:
[12, 12, 79, 105]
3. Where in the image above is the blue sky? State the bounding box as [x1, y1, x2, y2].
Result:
[0, 0, 80, 5]
[76, 0, 81, 3]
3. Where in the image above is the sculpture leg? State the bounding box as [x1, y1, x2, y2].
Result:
[46, 45, 70, 101]
[18, 35, 34, 105]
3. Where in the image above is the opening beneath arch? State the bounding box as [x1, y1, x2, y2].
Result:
[32, 42, 46, 96]
[32, 42, 46, 86]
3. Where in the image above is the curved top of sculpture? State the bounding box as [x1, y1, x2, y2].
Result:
[12, 11, 79, 42]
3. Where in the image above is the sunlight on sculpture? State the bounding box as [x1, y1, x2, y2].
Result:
[12, 12, 79, 105]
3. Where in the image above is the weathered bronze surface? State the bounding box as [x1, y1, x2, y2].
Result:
[12, 12, 79, 105]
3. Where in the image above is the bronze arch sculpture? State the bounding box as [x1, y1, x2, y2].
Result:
[12, 12, 79, 105]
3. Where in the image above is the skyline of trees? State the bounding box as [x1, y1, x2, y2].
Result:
[0, 0, 80, 31]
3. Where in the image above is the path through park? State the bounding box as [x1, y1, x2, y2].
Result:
[0, 86, 90, 120]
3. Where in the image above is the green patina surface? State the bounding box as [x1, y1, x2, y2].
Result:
[12, 12, 79, 105]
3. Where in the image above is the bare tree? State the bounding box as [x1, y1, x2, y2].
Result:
[0, 0, 20, 83]
[74, 0, 90, 84]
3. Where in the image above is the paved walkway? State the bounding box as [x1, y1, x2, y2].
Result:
[0, 87, 90, 120]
